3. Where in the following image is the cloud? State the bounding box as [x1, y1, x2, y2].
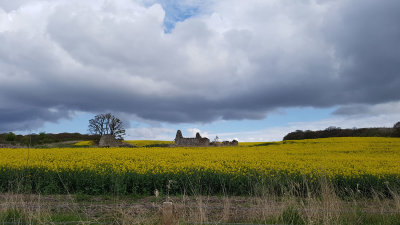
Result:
[0, 104, 72, 132]
[0, 0, 33, 12]
[333, 101, 400, 117]
[126, 127, 174, 140]
[1, 0, 400, 132]
[211, 112, 400, 142]
[186, 128, 210, 139]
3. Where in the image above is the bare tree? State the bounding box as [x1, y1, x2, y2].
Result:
[88, 113, 126, 139]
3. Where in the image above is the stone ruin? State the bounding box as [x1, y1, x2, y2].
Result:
[99, 134, 121, 147]
[174, 130, 210, 146]
[174, 130, 238, 147]
[98, 134, 134, 147]
[209, 139, 239, 146]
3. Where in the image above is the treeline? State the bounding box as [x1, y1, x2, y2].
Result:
[283, 125, 400, 141]
[0, 132, 99, 147]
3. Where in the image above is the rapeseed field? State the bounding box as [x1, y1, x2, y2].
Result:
[123, 140, 173, 147]
[1, 137, 399, 196]
[73, 140, 94, 146]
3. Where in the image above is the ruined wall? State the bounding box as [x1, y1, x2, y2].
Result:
[221, 140, 238, 146]
[174, 130, 210, 146]
[175, 137, 210, 146]
[210, 140, 239, 146]
[174, 130, 238, 147]
[99, 134, 120, 147]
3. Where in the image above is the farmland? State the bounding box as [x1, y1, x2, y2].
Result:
[1, 137, 400, 224]
[1, 137, 399, 197]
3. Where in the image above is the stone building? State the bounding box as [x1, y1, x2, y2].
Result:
[174, 130, 239, 147]
[174, 130, 210, 146]
[98, 135, 135, 147]
[99, 134, 120, 147]
[221, 140, 239, 146]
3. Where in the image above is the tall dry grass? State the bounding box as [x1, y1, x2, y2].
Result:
[1, 179, 400, 224]
[173, 179, 400, 224]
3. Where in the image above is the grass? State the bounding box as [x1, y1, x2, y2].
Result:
[1, 183, 400, 224]
[123, 140, 173, 147]
[75, 140, 174, 147]
[74, 140, 174, 147]
[34, 140, 95, 148]
[238, 142, 269, 146]
[74, 140, 95, 146]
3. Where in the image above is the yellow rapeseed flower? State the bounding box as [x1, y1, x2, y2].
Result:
[0, 137, 399, 179]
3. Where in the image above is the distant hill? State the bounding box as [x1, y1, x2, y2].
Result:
[0, 132, 100, 147]
[283, 127, 400, 141]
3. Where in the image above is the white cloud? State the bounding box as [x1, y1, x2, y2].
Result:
[126, 127, 175, 140]
[186, 128, 210, 138]
[186, 128, 201, 136]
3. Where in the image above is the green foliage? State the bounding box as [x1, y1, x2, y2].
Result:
[393, 122, 400, 137]
[279, 206, 305, 225]
[143, 143, 171, 147]
[253, 142, 280, 147]
[4, 132, 16, 142]
[49, 213, 84, 223]
[0, 210, 87, 224]
[37, 132, 53, 144]
[0, 209, 30, 224]
[0, 167, 399, 198]
[337, 209, 400, 225]
[123, 140, 173, 147]
[0, 132, 100, 146]
[283, 127, 398, 140]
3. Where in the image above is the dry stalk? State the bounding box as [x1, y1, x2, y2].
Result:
[221, 196, 231, 222]
[320, 180, 341, 225]
[389, 188, 400, 213]
[301, 179, 342, 225]
[196, 196, 207, 223]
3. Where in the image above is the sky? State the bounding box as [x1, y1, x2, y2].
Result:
[0, 0, 399, 141]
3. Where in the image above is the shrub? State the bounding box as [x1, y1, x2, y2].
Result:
[5, 132, 16, 142]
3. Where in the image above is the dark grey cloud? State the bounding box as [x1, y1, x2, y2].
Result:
[0, 104, 71, 132]
[1, 0, 400, 132]
[322, 0, 400, 104]
[333, 104, 371, 116]
[333, 101, 400, 118]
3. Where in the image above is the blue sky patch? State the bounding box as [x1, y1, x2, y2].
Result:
[157, 1, 200, 32]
